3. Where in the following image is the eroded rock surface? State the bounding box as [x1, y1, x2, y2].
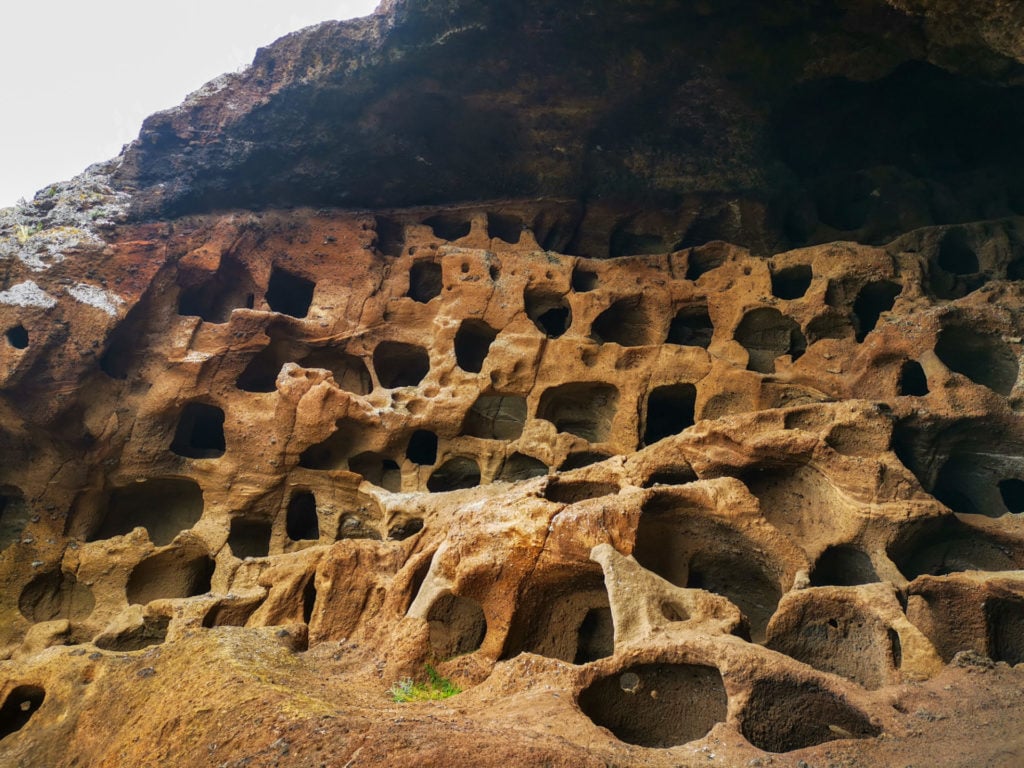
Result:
[1, 1, 1024, 766]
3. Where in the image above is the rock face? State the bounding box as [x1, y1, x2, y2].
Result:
[1, 1, 1024, 766]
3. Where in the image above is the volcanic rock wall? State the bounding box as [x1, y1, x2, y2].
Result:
[1, 1, 1024, 767]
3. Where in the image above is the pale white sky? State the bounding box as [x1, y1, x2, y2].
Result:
[0, 1, 379, 207]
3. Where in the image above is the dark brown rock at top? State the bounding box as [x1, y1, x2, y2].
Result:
[114, 0, 1024, 253]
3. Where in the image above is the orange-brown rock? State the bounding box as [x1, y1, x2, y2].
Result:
[2, 1, 1024, 766]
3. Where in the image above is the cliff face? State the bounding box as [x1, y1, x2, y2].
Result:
[1, 2, 1023, 767]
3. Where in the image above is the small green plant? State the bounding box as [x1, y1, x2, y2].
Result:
[389, 664, 461, 703]
[14, 224, 32, 243]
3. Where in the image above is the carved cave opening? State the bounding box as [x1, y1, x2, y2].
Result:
[5, 325, 28, 350]
[373, 341, 430, 388]
[170, 403, 226, 459]
[126, 549, 215, 605]
[771, 264, 813, 300]
[578, 663, 728, 748]
[18, 569, 95, 624]
[462, 394, 527, 440]
[265, 267, 314, 318]
[502, 569, 613, 664]
[406, 430, 438, 466]
[0, 685, 46, 742]
[590, 297, 656, 346]
[0, 490, 30, 551]
[496, 452, 548, 482]
[177, 257, 255, 324]
[852, 280, 900, 342]
[643, 383, 696, 445]
[427, 593, 487, 658]
[634, 495, 783, 642]
[934, 326, 1018, 396]
[454, 319, 498, 373]
[735, 307, 806, 374]
[427, 457, 481, 493]
[228, 518, 272, 559]
[537, 382, 619, 442]
[89, 477, 204, 546]
[525, 289, 571, 338]
[286, 491, 320, 541]
[809, 545, 879, 587]
[739, 678, 879, 753]
[667, 305, 713, 348]
[408, 261, 443, 303]
[487, 212, 523, 244]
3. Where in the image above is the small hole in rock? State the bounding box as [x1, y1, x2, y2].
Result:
[898, 360, 929, 397]
[408, 262, 442, 303]
[303, 577, 317, 624]
[265, 267, 314, 318]
[525, 289, 571, 338]
[0, 685, 45, 741]
[591, 297, 655, 346]
[487, 213, 522, 244]
[228, 518, 272, 558]
[5, 325, 28, 349]
[735, 308, 806, 373]
[406, 430, 438, 465]
[661, 601, 688, 622]
[373, 341, 430, 388]
[852, 281, 900, 342]
[558, 452, 611, 471]
[497, 452, 548, 482]
[427, 457, 481, 492]
[462, 394, 527, 440]
[388, 518, 424, 541]
[667, 305, 713, 348]
[578, 663, 727, 748]
[424, 214, 471, 241]
[771, 264, 813, 300]
[999, 479, 1024, 514]
[571, 267, 598, 292]
[170, 403, 226, 459]
[537, 382, 619, 442]
[454, 320, 498, 373]
[643, 384, 696, 445]
[286, 491, 319, 541]
[642, 466, 698, 487]
[427, 593, 486, 658]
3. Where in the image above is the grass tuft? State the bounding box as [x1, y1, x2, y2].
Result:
[389, 664, 462, 703]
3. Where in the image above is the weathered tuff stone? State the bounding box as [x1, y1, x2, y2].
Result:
[1, 1, 1024, 767]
